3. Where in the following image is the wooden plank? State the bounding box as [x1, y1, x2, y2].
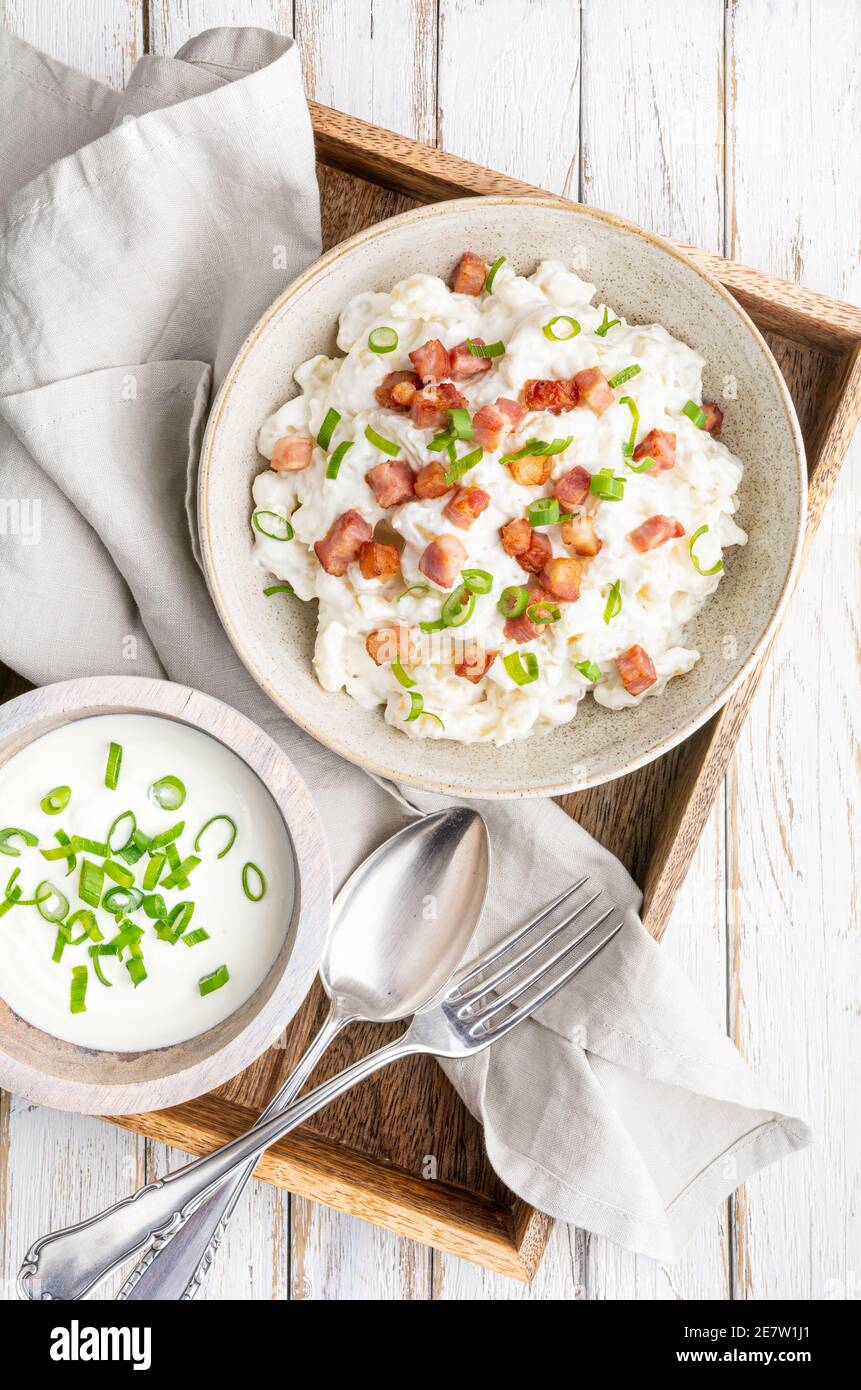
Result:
[147, 0, 293, 55]
[1, 0, 143, 87]
[724, 0, 861, 1302]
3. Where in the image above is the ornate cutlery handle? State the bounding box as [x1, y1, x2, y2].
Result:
[18, 1035, 413, 1302]
[117, 1002, 347, 1301]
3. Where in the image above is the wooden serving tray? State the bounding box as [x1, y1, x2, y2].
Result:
[3, 105, 861, 1282]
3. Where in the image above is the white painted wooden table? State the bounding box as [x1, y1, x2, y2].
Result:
[0, 0, 858, 1302]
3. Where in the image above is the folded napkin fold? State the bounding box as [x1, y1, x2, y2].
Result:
[0, 26, 810, 1262]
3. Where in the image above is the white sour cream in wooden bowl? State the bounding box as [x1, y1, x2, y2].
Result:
[0, 713, 294, 1052]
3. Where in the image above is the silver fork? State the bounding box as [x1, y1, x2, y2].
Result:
[18, 881, 622, 1301]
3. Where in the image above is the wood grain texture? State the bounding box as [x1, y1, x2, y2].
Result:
[1, 0, 858, 1301]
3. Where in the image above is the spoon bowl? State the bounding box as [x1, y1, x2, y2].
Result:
[323, 807, 490, 1021]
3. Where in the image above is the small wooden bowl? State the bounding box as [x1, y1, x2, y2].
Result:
[0, 676, 331, 1114]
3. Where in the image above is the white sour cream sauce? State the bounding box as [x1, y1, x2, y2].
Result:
[0, 714, 294, 1051]
[252, 260, 747, 746]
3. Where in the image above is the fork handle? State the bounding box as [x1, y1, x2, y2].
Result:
[18, 1034, 415, 1302]
[116, 1001, 347, 1302]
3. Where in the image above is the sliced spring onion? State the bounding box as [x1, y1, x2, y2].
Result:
[595, 306, 621, 337]
[484, 255, 505, 292]
[446, 407, 473, 440]
[149, 821, 184, 850]
[105, 741, 123, 790]
[364, 424, 400, 456]
[368, 326, 398, 353]
[149, 775, 186, 811]
[242, 862, 266, 902]
[526, 600, 561, 625]
[527, 497, 562, 527]
[193, 815, 238, 860]
[0, 887, 21, 919]
[682, 399, 707, 429]
[143, 893, 167, 920]
[160, 856, 201, 891]
[50, 925, 68, 962]
[40, 786, 71, 816]
[89, 950, 113, 988]
[404, 691, 424, 722]
[590, 469, 625, 501]
[118, 829, 149, 866]
[79, 859, 104, 908]
[182, 928, 211, 948]
[103, 885, 143, 915]
[466, 338, 505, 358]
[107, 809, 136, 854]
[391, 660, 416, 689]
[142, 855, 165, 891]
[423, 711, 446, 731]
[316, 407, 341, 449]
[53, 830, 77, 877]
[397, 583, 431, 602]
[440, 586, 476, 628]
[603, 579, 623, 624]
[156, 901, 195, 944]
[66, 908, 102, 943]
[500, 436, 572, 464]
[689, 524, 724, 576]
[575, 659, 603, 683]
[324, 440, 353, 481]
[102, 859, 135, 889]
[126, 953, 147, 988]
[70, 965, 88, 1014]
[461, 568, 493, 595]
[71, 836, 109, 857]
[109, 922, 143, 957]
[199, 964, 230, 997]
[264, 582, 296, 598]
[542, 315, 580, 341]
[4, 867, 50, 907]
[164, 841, 181, 872]
[498, 585, 529, 619]
[35, 882, 68, 923]
[620, 394, 639, 459]
[608, 364, 641, 389]
[445, 445, 484, 485]
[503, 651, 539, 686]
[0, 827, 38, 856]
[253, 509, 294, 541]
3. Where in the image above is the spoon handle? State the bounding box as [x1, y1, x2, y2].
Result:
[115, 1001, 348, 1302]
[19, 1034, 415, 1302]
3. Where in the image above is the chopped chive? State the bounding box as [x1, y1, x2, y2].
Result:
[575, 659, 603, 683]
[0, 827, 38, 856]
[368, 326, 398, 354]
[199, 964, 230, 997]
[253, 509, 294, 541]
[40, 786, 71, 816]
[603, 579, 623, 624]
[326, 440, 353, 480]
[503, 651, 539, 686]
[484, 256, 506, 292]
[149, 775, 186, 811]
[542, 315, 580, 341]
[193, 815, 238, 860]
[316, 407, 341, 448]
[242, 862, 266, 902]
[69, 965, 88, 1014]
[689, 524, 724, 576]
[105, 742, 123, 790]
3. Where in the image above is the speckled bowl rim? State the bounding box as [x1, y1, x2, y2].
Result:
[0, 676, 332, 1114]
[199, 194, 807, 798]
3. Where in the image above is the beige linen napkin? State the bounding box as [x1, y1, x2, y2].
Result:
[0, 27, 809, 1261]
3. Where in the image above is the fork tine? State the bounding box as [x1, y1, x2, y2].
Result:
[450, 877, 589, 994]
[455, 888, 603, 1013]
[475, 920, 623, 1041]
[463, 905, 615, 1024]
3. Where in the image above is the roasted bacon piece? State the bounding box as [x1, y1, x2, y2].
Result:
[418, 534, 469, 588]
[314, 510, 373, 576]
[500, 517, 532, 557]
[503, 584, 547, 644]
[507, 453, 552, 486]
[616, 644, 657, 696]
[632, 428, 676, 473]
[454, 641, 497, 684]
[366, 625, 413, 666]
[443, 486, 490, 531]
[270, 435, 314, 472]
[365, 459, 416, 508]
[413, 461, 452, 499]
[452, 251, 488, 295]
[375, 370, 420, 411]
[515, 529, 552, 576]
[358, 541, 400, 580]
[539, 556, 583, 602]
[408, 339, 450, 384]
[471, 397, 525, 450]
[410, 381, 467, 430]
[701, 401, 724, 436]
[448, 339, 494, 382]
[553, 465, 591, 508]
[561, 513, 602, 556]
[572, 367, 614, 415]
[521, 377, 579, 414]
[627, 515, 684, 553]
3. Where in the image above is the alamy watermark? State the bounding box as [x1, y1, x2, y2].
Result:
[0, 497, 41, 546]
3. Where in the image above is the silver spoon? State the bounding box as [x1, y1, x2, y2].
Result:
[114, 806, 489, 1300]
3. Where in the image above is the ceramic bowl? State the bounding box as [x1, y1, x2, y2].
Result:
[199, 195, 806, 797]
[0, 676, 331, 1114]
